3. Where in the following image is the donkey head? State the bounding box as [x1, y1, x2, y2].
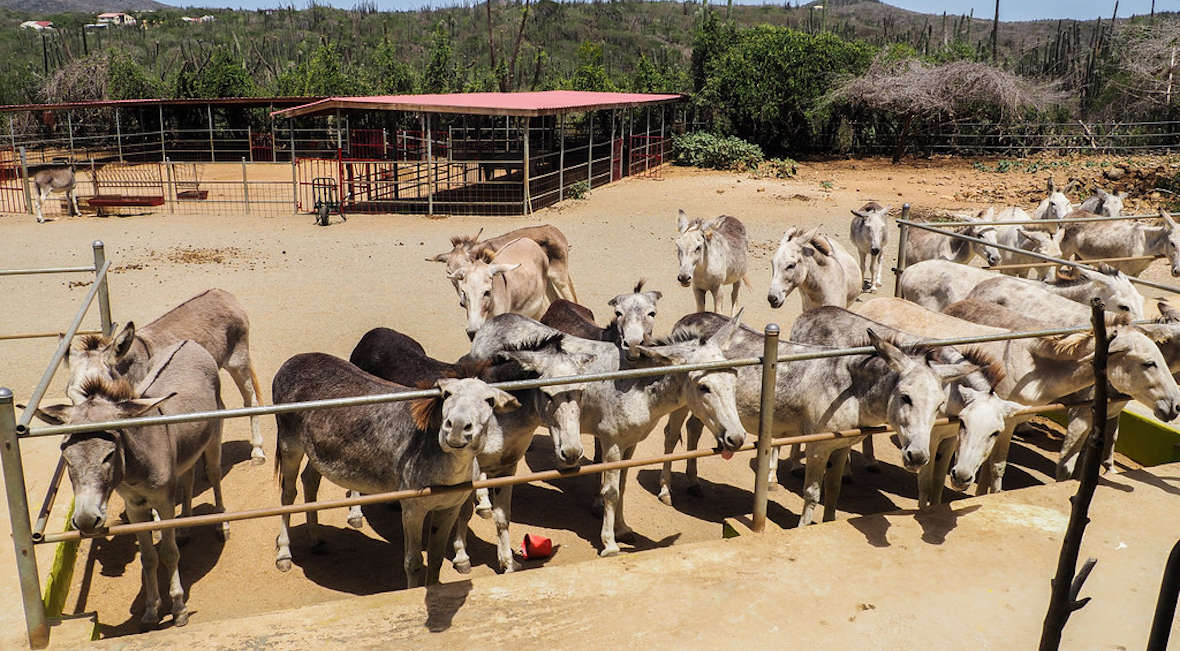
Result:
[767, 227, 822, 309]
[634, 310, 748, 454]
[1156, 210, 1180, 277]
[608, 279, 662, 361]
[449, 256, 521, 341]
[865, 330, 977, 472]
[35, 379, 174, 534]
[433, 377, 519, 452]
[65, 323, 141, 404]
[948, 385, 1025, 490]
[1091, 188, 1126, 217]
[1015, 227, 1063, 260]
[1105, 326, 1180, 422]
[674, 210, 707, 286]
[1072, 264, 1144, 319]
[496, 333, 592, 469]
[851, 201, 889, 255]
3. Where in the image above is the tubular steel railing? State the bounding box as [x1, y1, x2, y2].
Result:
[0, 237, 1142, 648]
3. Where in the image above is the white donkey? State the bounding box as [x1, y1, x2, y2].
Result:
[903, 210, 1001, 267]
[992, 213, 1065, 281]
[850, 201, 889, 291]
[1059, 209, 1180, 277]
[1077, 187, 1125, 217]
[448, 237, 550, 340]
[1030, 177, 1075, 232]
[32, 165, 80, 223]
[767, 228, 861, 312]
[674, 210, 749, 314]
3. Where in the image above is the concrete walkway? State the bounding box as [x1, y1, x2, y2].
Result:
[71, 463, 1180, 650]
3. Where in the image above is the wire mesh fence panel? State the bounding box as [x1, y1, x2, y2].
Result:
[0, 146, 27, 215]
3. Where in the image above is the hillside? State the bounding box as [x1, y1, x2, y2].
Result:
[0, 0, 168, 13]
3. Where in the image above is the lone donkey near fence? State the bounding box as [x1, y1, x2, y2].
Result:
[31, 165, 79, 223]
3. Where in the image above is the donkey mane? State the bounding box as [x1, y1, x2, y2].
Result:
[648, 326, 709, 347]
[450, 233, 479, 248]
[861, 200, 885, 212]
[958, 346, 1006, 388]
[409, 395, 445, 433]
[1039, 331, 1093, 358]
[77, 334, 110, 352]
[78, 376, 137, 401]
[633, 278, 646, 294]
[498, 331, 565, 354]
[809, 235, 832, 257]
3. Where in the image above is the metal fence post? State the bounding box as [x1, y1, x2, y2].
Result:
[0, 389, 50, 649]
[114, 107, 123, 163]
[752, 323, 779, 532]
[247, 125, 254, 163]
[893, 203, 911, 297]
[558, 115, 565, 200]
[522, 117, 531, 215]
[290, 158, 298, 214]
[18, 146, 33, 215]
[158, 104, 166, 161]
[164, 158, 175, 214]
[66, 111, 75, 161]
[241, 157, 250, 215]
[424, 113, 434, 216]
[207, 104, 215, 162]
[587, 111, 594, 188]
[92, 241, 112, 336]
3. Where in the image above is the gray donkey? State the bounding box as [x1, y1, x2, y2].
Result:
[66, 289, 266, 463]
[428, 224, 578, 302]
[850, 201, 890, 292]
[658, 313, 975, 525]
[272, 354, 519, 587]
[36, 340, 226, 629]
[675, 210, 749, 314]
[469, 312, 747, 556]
[31, 165, 80, 223]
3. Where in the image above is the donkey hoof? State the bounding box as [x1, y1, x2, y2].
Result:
[453, 558, 472, 574]
[500, 557, 520, 573]
[216, 524, 230, 542]
[615, 527, 636, 543]
[347, 515, 364, 529]
[172, 609, 189, 627]
[599, 544, 620, 558]
[275, 556, 293, 572]
[686, 484, 704, 498]
[139, 611, 161, 631]
[475, 505, 493, 520]
[250, 450, 267, 465]
[657, 490, 672, 506]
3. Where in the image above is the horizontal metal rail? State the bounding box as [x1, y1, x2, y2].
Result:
[988, 255, 1158, 272]
[897, 219, 1180, 297]
[17, 259, 111, 430]
[0, 266, 96, 277]
[926, 212, 1164, 228]
[21, 325, 1101, 439]
[34, 399, 1080, 545]
[0, 330, 102, 342]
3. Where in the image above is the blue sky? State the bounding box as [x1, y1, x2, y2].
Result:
[161, 0, 1166, 22]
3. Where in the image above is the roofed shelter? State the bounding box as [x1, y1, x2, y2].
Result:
[272, 90, 685, 216]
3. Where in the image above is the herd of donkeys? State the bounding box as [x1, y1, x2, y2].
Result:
[37, 178, 1180, 629]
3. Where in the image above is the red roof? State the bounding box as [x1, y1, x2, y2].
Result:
[271, 90, 684, 118]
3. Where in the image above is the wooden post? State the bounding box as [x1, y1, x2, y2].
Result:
[522, 116, 531, 215]
[158, 103, 166, 161]
[247, 125, 254, 162]
[587, 111, 594, 188]
[558, 114, 565, 201]
[424, 113, 433, 216]
[609, 110, 616, 182]
[115, 107, 124, 163]
[206, 104, 215, 161]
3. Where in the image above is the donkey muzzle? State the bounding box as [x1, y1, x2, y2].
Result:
[677, 274, 691, 287]
[870, 247, 881, 256]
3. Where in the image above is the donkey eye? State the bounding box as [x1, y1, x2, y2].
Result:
[990, 431, 1001, 439]
[102, 450, 115, 464]
[786, 263, 796, 270]
[1119, 305, 1130, 312]
[697, 383, 711, 394]
[485, 397, 496, 408]
[615, 311, 623, 318]
[1144, 361, 1157, 369]
[900, 394, 913, 407]
[648, 312, 656, 318]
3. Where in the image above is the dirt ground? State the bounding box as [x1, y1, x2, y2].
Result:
[1, 156, 1176, 643]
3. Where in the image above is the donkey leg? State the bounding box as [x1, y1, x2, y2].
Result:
[710, 287, 722, 314]
[693, 288, 706, 313]
[492, 484, 518, 572]
[451, 496, 475, 574]
[126, 501, 162, 628]
[203, 435, 229, 540]
[426, 505, 462, 586]
[154, 501, 189, 626]
[929, 433, 957, 507]
[34, 190, 46, 223]
[174, 467, 194, 545]
[685, 416, 705, 497]
[474, 457, 492, 519]
[300, 464, 324, 549]
[859, 251, 871, 291]
[797, 446, 826, 528]
[401, 504, 427, 589]
[978, 428, 1014, 496]
[872, 253, 884, 290]
[861, 436, 880, 472]
[345, 490, 365, 529]
[613, 446, 637, 541]
[227, 351, 266, 464]
[822, 446, 851, 523]
[658, 408, 688, 505]
[786, 443, 803, 475]
[1058, 407, 1090, 480]
[598, 442, 623, 557]
[729, 281, 741, 315]
[274, 444, 302, 572]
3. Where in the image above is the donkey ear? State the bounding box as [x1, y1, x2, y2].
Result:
[446, 267, 467, 281]
[489, 388, 520, 413]
[867, 329, 909, 373]
[35, 403, 73, 426]
[426, 252, 451, 263]
[1160, 209, 1177, 230]
[929, 360, 979, 384]
[632, 345, 678, 365]
[645, 290, 663, 302]
[1158, 300, 1180, 323]
[118, 393, 176, 419]
[708, 308, 744, 352]
[850, 209, 867, 219]
[496, 350, 542, 373]
[110, 322, 135, 358]
[677, 210, 690, 233]
[488, 263, 520, 277]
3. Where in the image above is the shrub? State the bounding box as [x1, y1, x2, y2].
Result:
[567, 180, 590, 200]
[671, 132, 764, 171]
[755, 157, 798, 178]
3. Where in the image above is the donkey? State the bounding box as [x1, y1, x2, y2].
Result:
[767, 228, 861, 312]
[428, 224, 578, 302]
[1078, 187, 1126, 217]
[789, 307, 1019, 509]
[65, 289, 267, 463]
[349, 326, 585, 573]
[994, 222, 1064, 280]
[448, 237, 551, 340]
[1059, 209, 1180, 277]
[858, 297, 1180, 494]
[850, 201, 890, 292]
[31, 165, 80, 223]
[1030, 177, 1075, 232]
[657, 312, 974, 525]
[36, 340, 226, 629]
[899, 259, 1144, 319]
[902, 210, 1001, 267]
[273, 355, 519, 588]
[674, 210, 749, 314]
[469, 313, 747, 556]
[539, 279, 663, 361]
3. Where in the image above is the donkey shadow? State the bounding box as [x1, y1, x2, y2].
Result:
[633, 468, 799, 528]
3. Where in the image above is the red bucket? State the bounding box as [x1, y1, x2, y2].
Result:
[521, 533, 553, 560]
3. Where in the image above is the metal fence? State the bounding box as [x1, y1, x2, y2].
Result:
[0, 237, 1133, 647]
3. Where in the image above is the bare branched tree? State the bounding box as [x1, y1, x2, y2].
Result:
[1102, 17, 1180, 119]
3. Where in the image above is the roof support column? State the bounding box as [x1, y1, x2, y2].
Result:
[609, 109, 616, 182]
[522, 116, 531, 215]
[115, 107, 124, 163]
[586, 110, 594, 188]
[558, 114, 565, 201]
[158, 104, 166, 161]
[207, 103, 214, 161]
[423, 113, 433, 216]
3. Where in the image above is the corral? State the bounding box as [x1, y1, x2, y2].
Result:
[1, 157, 1179, 648]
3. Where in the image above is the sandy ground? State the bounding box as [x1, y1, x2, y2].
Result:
[0, 158, 1175, 644]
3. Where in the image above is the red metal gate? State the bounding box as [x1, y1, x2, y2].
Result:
[0, 147, 28, 215]
[349, 128, 387, 160]
[611, 137, 624, 182]
[250, 132, 274, 161]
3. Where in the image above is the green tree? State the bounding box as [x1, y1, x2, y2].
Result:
[369, 38, 418, 94]
[567, 42, 616, 92]
[274, 43, 361, 96]
[691, 7, 734, 93]
[107, 53, 162, 99]
[423, 23, 456, 93]
[172, 50, 256, 99]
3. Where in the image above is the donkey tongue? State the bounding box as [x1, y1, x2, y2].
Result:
[721, 449, 734, 460]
